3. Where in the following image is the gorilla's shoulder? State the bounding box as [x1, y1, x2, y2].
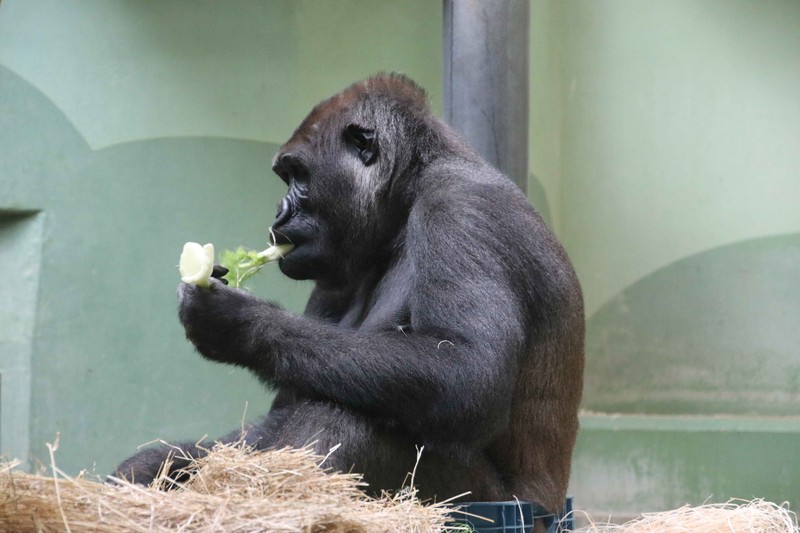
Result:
[417, 163, 531, 219]
[410, 176, 531, 244]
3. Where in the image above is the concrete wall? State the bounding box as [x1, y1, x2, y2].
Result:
[531, 0, 800, 514]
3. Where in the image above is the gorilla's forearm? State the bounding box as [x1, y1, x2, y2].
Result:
[264, 314, 515, 440]
[179, 283, 516, 442]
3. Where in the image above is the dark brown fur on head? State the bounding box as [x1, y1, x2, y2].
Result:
[280, 73, 429, 154]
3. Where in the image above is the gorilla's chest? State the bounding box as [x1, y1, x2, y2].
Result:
[338, 259, 414, 333]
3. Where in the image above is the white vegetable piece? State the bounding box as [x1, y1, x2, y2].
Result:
[257, 243, 295, 262]
[179, 242, 215, 287]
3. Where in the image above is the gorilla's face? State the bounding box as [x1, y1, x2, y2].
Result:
[269, 150, 321, 281]
[270, 111, 383, 285]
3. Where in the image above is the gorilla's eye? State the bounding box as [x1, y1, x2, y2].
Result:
[344, 124, 378, 166]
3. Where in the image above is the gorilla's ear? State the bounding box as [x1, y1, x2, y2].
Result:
[344, 124, 378, 166]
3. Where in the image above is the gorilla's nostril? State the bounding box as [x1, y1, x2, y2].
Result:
[274, 197, 292, 227]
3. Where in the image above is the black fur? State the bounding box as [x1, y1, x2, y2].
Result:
[115, 74, 584, 511]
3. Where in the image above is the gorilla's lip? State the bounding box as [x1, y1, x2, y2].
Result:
[269, 227, 295, 247]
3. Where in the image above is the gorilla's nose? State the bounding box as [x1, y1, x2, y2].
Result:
[274, 197, 292, 228]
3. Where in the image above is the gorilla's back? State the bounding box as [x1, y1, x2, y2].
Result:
[426, 152, 585, 512]
[483, 171, 584, 512]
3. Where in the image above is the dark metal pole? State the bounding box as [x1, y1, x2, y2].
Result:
[443, 0, 530, 193]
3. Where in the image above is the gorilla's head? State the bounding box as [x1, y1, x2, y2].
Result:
[270, 74, 435, 285]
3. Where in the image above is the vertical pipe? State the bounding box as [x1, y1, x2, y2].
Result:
[443, 0, 530, 193]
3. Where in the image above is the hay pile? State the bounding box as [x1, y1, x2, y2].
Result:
[0, 440, 454, 532]
[3, 440, 796, 533]
[577, 499, 799, 533]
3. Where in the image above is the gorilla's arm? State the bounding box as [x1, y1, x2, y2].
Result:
[179, 285, 518, 444]
[179, 195, 525, 444]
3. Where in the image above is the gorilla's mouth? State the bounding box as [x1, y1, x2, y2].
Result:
[276, 243, 297, 261]
[269, 226, 296, 248]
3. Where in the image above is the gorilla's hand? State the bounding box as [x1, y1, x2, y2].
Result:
[211, 264, 229, 285]
[113, 446, 172, 487]
[177, 279, 272, 365]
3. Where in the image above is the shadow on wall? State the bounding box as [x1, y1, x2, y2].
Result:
[583, 233, 800, 416]
[528, 173, 553, 229]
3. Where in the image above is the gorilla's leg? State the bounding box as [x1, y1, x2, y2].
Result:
[115, 400, 506, 500]
[111, 408, 290, 487]
[270, 400, 508, 502]
[112, 440, 207, 488]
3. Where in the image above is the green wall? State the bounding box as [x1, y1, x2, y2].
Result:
[1, 0, 799, 517]
[530, 0, 800, 515]
[0, 0, 441, 479]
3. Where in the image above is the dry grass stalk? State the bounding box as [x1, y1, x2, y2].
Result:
[576, 499, 799, 533]
[0, 440, 456, 532]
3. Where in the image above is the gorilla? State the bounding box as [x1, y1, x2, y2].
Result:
[115, 74, 584, 514]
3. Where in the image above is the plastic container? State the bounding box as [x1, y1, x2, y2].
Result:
[449, 497, 573, 532]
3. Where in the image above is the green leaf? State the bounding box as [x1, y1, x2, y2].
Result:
[220, 246, 269, 289]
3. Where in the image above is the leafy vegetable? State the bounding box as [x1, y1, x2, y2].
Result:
[220, 244, 295, 288]
[179, 242, 215, 288]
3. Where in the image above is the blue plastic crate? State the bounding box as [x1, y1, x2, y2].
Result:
[449, 497, 573, 532]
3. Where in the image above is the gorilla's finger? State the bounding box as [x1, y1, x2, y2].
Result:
[212, 264, 229, 279]
[207, 277, 229, 290]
